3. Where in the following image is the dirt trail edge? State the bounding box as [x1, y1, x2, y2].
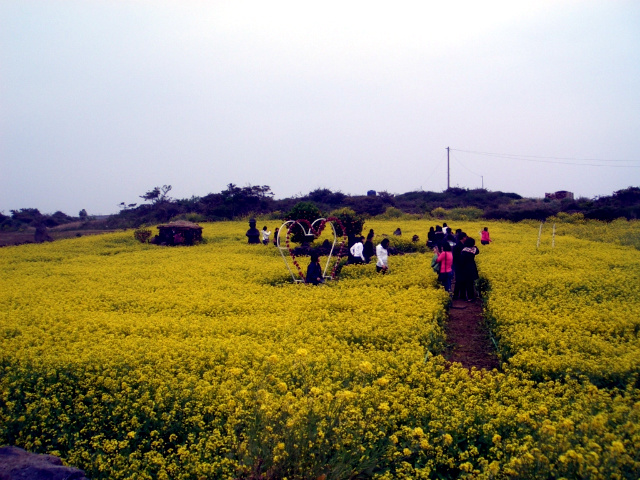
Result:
[444, 298, 500, 371]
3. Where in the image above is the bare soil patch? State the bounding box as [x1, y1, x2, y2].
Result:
[444, 298, 500, 371]
[0, 224, 118, 247]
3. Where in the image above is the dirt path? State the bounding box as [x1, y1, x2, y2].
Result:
[444, 298, 500, 371]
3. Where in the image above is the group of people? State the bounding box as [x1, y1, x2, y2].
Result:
[347, 229, 390, 274]
[246, 219, 273, 245]
[307, 230, 391, 285]
[292, 220, 493, 292]
[429, 224, 491, 301]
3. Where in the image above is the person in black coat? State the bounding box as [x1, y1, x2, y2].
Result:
[433, 225, 445, 248]
[455, 237, 480, 301]
[306, 253, 324, 285]
[452, 232, 468, 300]
[363, 236, 375, 264]
[427, 226, 436, 248]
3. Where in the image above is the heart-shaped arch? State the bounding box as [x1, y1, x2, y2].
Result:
[276, 217, 348, 283]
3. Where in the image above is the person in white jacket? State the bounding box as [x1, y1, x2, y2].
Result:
[349, 236, 366, 264]
[376, 238, 390, 274]
[261, 226, 271, 245]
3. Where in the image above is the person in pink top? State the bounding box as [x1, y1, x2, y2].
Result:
[481, 227, 491, 245]
[437, 241, 453, 292]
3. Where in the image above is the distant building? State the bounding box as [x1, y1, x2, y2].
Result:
[154, 220, 203, 246]
[367, 190, 377, 196]
[545, 190, 574, 200]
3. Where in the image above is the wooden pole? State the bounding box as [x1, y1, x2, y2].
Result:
[537, 222, 543, 248]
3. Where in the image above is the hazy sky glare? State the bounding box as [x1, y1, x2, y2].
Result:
[1, 1, 639, 215]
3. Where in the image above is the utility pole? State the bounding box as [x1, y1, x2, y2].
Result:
[446, 146, 450, 190]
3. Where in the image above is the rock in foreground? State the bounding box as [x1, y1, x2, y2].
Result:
[0, 446, 88, 480]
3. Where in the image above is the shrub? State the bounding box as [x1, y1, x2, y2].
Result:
[185, 213, 207, 223]
[171, 213, 207, 223]
[431, 207, 447, 219]
[266, 210, 285, 221]
[448, 207, 484, 221]
[380, 207, 404, 219]
[386, 236, 429, 254]
[328, 207, 365, 238]
[547, 212, 586, 224]
[344, 195, 389, 216]
[133, 226, 152, 243]
[286, 202, 323, 243]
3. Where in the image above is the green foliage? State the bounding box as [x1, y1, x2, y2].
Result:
[168, 213, 208, 223]
[10, 208, 43, 225]
[307, 188, 346, 206]
[286, 202, 323, 243]
[374, 207, 422, 221]
[380, 206, 404, 219]
[133, 226, 152, 243]
[431, 207, 447, 219]
[184, 213, 207, 223]
[387, 236, 429, 254]
[328, 207, 365, 237]
[447, 207, 484, 221]
[286, 202, 323, 223]
[553, 218, 640, 250]
[345, 195, 389, 216]
[8, 184, 640, 234]
[547, 212, 586, 224]
[265, 210, 285, 221]
[140, 185, 172, 204]
[394, 188, 521, 214]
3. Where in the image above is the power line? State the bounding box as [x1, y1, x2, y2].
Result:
[451, 153, 483, 177]
[450, 148, 640, 168]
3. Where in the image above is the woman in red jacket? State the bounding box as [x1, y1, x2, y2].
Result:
[481, 227, 491, 245]
[437, 241, 453, 293]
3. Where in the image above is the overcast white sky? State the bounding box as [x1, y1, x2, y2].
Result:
[1, 1, 639, 215]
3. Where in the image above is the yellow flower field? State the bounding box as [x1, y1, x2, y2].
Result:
[476, 220, 640, 387]
[1, 219, 640, 479]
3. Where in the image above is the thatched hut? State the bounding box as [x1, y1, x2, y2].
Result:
[154, 220, 203, 246]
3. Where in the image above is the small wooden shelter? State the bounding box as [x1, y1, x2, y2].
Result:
[154, 220, 203, 246]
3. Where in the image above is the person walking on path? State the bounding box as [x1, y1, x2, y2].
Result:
[437, 241, 453, 292]
[349, 236, 366, 264]
[363, 234, 375, 264]
[452, 232, 468, 300]
[376, 238, 390, 274]
[433, 225, 445, 248]
[456, 238, 480, 301]
[427, 227, 436, 248]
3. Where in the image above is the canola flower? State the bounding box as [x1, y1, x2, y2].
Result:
[1, 219, 640, 479]
[477, 219, 640, 388]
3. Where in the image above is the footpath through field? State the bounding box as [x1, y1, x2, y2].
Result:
[444, 297, 500, 370]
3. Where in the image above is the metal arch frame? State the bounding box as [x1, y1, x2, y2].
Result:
[276, 218, 339, 283]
